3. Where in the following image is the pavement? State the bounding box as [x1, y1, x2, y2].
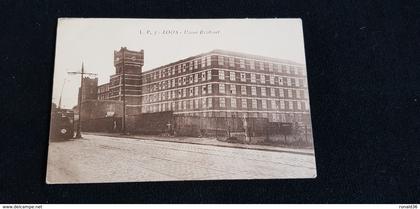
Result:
[46, 133, 317, 184]
[84, 132, 315, 156]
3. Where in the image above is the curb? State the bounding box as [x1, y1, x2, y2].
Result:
[84, 132, 314, 156]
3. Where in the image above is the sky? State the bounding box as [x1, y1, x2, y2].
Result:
[52, 18, 307, 109]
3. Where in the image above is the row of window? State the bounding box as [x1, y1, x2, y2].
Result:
[216, 55, 304, 75]
[144, 70, 307, 94]
[143, 56, 212, 82]
[142, 85, 308, 104]
[142, 97, 309, 113]
[219, 70, 307, 87]
[144, 70, 212, 93]
[143, 55, 304, 82]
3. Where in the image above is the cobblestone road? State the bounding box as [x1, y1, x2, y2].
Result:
[46, 134, 316, 183]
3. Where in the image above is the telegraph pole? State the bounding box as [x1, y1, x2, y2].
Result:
[68, 62, 97, 139]
[122, 48, 126, 134]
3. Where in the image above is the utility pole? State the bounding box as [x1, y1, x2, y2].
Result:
[122, 48, 126, 135]
[68, 62, 97, 139]
[58, 78, 67, 110]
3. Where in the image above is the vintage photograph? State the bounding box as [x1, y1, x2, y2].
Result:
[46, 18, 316, 183]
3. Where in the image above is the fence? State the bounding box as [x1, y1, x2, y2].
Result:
[80, 112, 313, 146]
[82, 117, 122, 133]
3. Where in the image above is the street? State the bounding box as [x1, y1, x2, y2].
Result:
[46, 133, 317, 183]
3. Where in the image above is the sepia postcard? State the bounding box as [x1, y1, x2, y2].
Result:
[46, 18, 316, 184]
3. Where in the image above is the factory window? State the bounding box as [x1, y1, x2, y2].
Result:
[208, 84, 212, 94]
[262, 100, 267, 109]
[202, 98, 207, 108]
[260, 75, 265, 84]
[231, 98, 237, 108]
[189, 61, 193, 71]
[183, 101, 187, 110]
[261, 87, 266, 96]
[207, 70, 212, 80]
[202, 85, 207, 95]
[251, 73, 256, 83]
[230, 71, 235, 81]
[183, 89, 187, 98]
[288, 89, 293, 98]
[240, 59, 245, 68]
[219, 70, 225, 80]
[177, 101, 181, 110]
[241, 98, 247, 108]
[291, 78, 296, 87]
[251, 87, 257, 96]
[273, 64, 278, 72]
[208, 98, 212, 108]
[240, 73, 246, 82]
[255, 61, 260, 70]
[201, 57, 206, 68]
[194, 86, 199, 96]
[202, 72, 206, 81]
[219, 84, 225, 94]
[288, 101, 293, 110]
[171, 67, 175, 75]
[241, 85, 247, 95]
[218, 56, 224, 66]
[206, 56, 211, 66]
[296, 90, 300, 99]
[290, 66, 295, 75]
[190, 100, 193, 110]
[178, 90, 182, 98]
[220, 98, 226, 108]
[299, 78, 304, 87]
[183, 77, 187, 85]
[230, 84, 236, 94]
[271, 100, 276, 109]
[189, 75, 193, 84]
[189, 88, 193, 97]
[172, 91, 175, 99]
[250, 60, 255, 70]
[252, 99, 257, 109]
[195, 99, 199, 109]
[304, 101, 309, 110]
[268, 63, 273, 72]
[194, 73, 198, 83]
[182, 63, 186, 72]
[270, 75, 275, 85]
[279, 77, 284, 86]
[271, 88, 276, 97]
[287, 77, 291, 86]
[194, 60, 198, 69]
[280, 100, 285, 109]
[229, 57, 234, 67]
[297, 101, 302, 110]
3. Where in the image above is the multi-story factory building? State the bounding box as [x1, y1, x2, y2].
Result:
[91, 47, 311, 138]
[137, 49, 310, 124]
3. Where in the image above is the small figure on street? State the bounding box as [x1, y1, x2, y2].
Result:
[242, 116, 250, 144]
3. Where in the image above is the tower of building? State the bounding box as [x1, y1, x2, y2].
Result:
[108, 47, 144, 115]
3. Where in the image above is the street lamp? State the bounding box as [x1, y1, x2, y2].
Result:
[68, 62, 97, 139]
